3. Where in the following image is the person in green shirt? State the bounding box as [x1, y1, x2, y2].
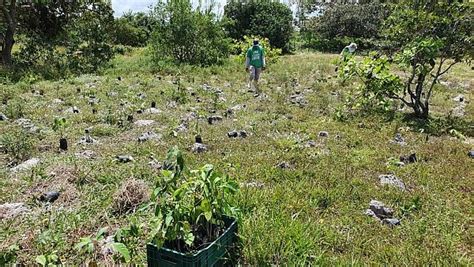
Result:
[245, 39, 266, 94]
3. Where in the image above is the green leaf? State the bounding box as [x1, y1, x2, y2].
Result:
[112, 242, 131, 263]
[35, 255, 47, 267]
[165, 212, 173, 226]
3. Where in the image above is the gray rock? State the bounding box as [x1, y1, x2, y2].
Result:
[40, 191, 60, 203]
[382, 218, 401, 227]
[65, 106, 80, 113]
[144, 107, 161, 114]
[75, 150, 96, 159]
[276, 161, 292, 169]
[369, 200, 394, 219]
[318, 131, 329, 137]
[240, 181, 265, 189]
[379, 174, 406, 191]
[191, 143, 207, 153]
[391, 133, 407, 146]
[134, 120, 154, 127]
[138, 131, 161, 142]
[239, 130, 248, 138]
[400, 153, 417, 164]
[468, 151, 474, 158]
[305, 140, 316, 148]
[453, 94, 465, 102]
[208, 115, 223, 125]
[289, 94, 308, 107]
[15, 118, 39, 133]
[175, 123, 188, 132]
[227, 130, 238, 138]
[0, 113, 9, 121]
[10, 158, 40, 172]
[116, 155, 134, 163]
[0, 203, 30, 220]
[51, 98, 64, 104]
[148, 160, 163, 170]
[364, 209, 380, 220]
[180, 112, 197, 123]
[79, 134, 98, 144]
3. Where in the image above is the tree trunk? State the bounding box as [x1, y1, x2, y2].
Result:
[1, 26, 14, 66]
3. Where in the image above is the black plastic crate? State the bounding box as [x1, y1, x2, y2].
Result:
[147, 216, 237, 267]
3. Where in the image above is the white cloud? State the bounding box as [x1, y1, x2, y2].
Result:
[112, 0, 156, 17]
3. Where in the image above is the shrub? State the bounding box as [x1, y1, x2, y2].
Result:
[0, 126, 36, 165]
[224, 0, 293, 53]
[113, 18, 148, 47]
[150, 0, 231, 66]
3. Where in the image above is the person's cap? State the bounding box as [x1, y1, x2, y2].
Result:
[348, 42, 357, 53]
[253, 39, 259, 46]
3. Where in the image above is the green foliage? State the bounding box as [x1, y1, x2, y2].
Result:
[224, 0, 293, 52]
[75, 227, 131, 263]
[52, 117, 68, 138]
[340, 1, 473, 119]
[301, 3, 388, 52]
[150, 147, 239, 252]
[65, 1, 115, 74]
[234, 35, 281, 65]
[35, 253, 60, 267]
[339, 53, 402, 113]
[0, 245, 19, 265]
[10, 1, 115, 80]
[150, 0, 231, 66]
[113, 18, 148, 47]
[0, 126, 35, 165]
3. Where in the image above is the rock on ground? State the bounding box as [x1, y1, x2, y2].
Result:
[469, 151, 474, 158]
[191, 143, 207, 153]
[390, 133, 407, 146]
[368, 200, 394, 219]
[0, 203, 30, 220]
[379, 174, 406, 191]
[116, 155, 134, 163]
[75, 150, 96, 159]
[138, 131, 161, 142]
[0, 113, 8, 121]
[10, 158, 40, 172]
[134, 120, 155, 127]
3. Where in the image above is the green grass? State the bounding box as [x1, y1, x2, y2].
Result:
[0, 49, 473, 265]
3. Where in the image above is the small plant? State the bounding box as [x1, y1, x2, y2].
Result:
[0, 126, 35, 165]
[75, 227, 131, 263]
[35, 252, 60, 267]
[150, 147, 239, 253]
[52, 117, 68, 150]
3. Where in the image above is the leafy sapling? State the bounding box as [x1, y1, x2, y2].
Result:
[52, 117, 68, 151]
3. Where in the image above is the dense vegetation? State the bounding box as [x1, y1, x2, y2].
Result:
[1, 0, 473, 265]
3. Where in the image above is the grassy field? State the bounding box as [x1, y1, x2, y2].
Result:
[0, 49, 473, 265]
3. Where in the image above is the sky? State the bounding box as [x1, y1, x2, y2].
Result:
[111, 0, 229, 17]
[111, 0, 294, 17]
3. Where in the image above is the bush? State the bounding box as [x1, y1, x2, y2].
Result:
[301, 3, 388, 52]
[340, 2, 473, 119]
[224, 0, 293, 53]
[0, 126, 36, 166]
[150, 0, 231, 66]
[113, 18, 148, 47]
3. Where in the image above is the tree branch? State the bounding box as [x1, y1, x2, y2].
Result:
[439, 61, 457, 77]
[425, 58, 445, 106]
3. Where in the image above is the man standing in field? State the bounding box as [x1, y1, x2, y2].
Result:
[245, 39, 266, 95]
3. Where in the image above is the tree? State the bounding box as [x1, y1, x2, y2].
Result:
[224, 0, 293, 52]
[1, 0, 17, 65]
[150, 0, 230, 66]
[340, 1, 473, 119]
[301, 2, 388, 51]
